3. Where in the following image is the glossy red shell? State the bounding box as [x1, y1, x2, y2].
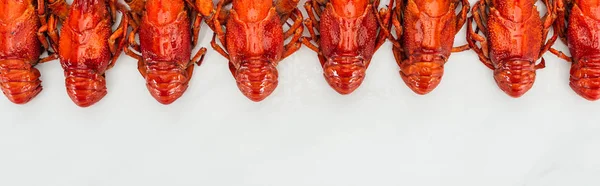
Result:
[563, 1, 600, 100]
[0, 0, 43, 104]
[58, 0, 112, 107]
[225, 5, 283, 102]
[399, 0, 458, 95]
[485, 0, 543, 97]
[138, 0, 193, 104]
[319, 1, 377, 94]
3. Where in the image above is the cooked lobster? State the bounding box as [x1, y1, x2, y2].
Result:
[0, 0, 56, 104]
[303, 0, 390, 94]
[46, 0, 128, 107]
[381, 0, 470, 95]
[124, 0, 206, 104]
[204, 0, 304, 101]
[550, 0, 600, 100]
[467, 0, 557, 97]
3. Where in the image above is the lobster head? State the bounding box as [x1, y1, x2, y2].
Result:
[319, 2, 378, 94]
[493, 59, 541, 98]
[400, 0, 459, 95]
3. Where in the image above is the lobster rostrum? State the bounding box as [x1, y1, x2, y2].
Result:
[124, 0, 206, 105]
[550, 0, 600, 101]
[0, 0, 57, 104]
[205, 0, 304, 102]
[381, 0, 470, 95]
[303, 0, 391, 95]
[46, 0, 128, 107]
[467, 0, 557, 98]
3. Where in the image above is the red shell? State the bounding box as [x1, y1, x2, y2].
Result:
[138, 0, 194, 104]
[399, 0, 460, 95]
[319, 1, 378, 94]
[225, 5, 284, 102]
[564, 1, 600, 100]
[0, 0, 43, 104]
[479, 0, 545, 98]
[58, 0, 112, 107]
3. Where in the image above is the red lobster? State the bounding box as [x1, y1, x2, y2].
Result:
[206, 0, 304, 101]
[550, 0, 600, 100]
[302, 0, 391, 94]
[467, 0, 557, 97]
[381, 0, 470, 95]
[124, 0, 206, 104]
[46, 0, 128, 107]
[0, 0, 56, 104]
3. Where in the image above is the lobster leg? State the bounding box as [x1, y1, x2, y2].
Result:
[473, 0, 488, 36]
[301, 1, 321, 53]
[38, 15, 60, 63]
[210, 34, 229, 58]
[127, 26, 141, 53]
[39, 5, 61, 54]
[37, 20, 54, 54]
[191, 13, 203, 47]
[276, 0, 300, 21]
[455, 0, 470, 31]
[304, 1, 320, 31]
[553, 0, 569, 44]
[450, 0, 471, 53]
[107, 3, 130, 69]
[549, 48, 572, 62]
[124, 14, 142, 61]
[548, 0, 573, 62]
[538, 0, 558, 59]
[302, 0, 329, 67]
[470, 0, 490, 56]
[109, 0, 117, 22]
[540, 0, 556, 44]
[191, 48, 207, 66]
[213, 0, 227, 50]
[208, 0, 231, 67]
[302, 20, 320, 53]
[282, 9, 304, 60]
[283, 9, 303, 39]
[452, 45, 470, 52]
[311, 0, 325, 17]
[467, 8, 494, 70]
[46, 0, 70, 20]
[126, 0, 145, 28]
[374, 0, 393, 51]
[384, 5, 403, 48]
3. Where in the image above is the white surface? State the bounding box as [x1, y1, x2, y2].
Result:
[1, 0, 599, 186]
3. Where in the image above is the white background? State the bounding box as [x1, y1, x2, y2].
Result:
[1, 0, 599, 185]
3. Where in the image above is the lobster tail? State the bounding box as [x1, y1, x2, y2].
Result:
[323, 57, 367, 95]
[400, 62, 444, 95]
[64, 69, 107, 107]
[0, 60, 42, 104]
[570, 60, 600, 101]
[493, 60, 537, 98]
[144, 64, 193, 105]
[235, 60, 279, 102]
